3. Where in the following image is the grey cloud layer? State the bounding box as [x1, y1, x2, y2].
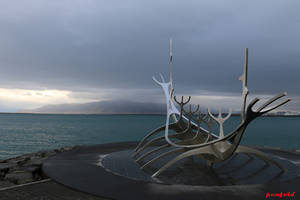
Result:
[0, 0, 299, 97]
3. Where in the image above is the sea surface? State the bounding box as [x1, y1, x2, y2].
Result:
[0, 114, 299, 159]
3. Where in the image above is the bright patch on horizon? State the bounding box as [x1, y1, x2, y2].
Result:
[0, 88, 97, 111]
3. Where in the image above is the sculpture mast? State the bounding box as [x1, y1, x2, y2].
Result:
[169, 38, 177, 122]
[239, 48, 249, 122]
[169, 38, 173, 90]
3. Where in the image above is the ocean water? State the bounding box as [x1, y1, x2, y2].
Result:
[0, 114, 299, 159]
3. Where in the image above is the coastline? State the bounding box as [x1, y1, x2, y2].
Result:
[0, 112, 299, 117]
[0, 145, 110, 200]
[0, 146, 78, 188]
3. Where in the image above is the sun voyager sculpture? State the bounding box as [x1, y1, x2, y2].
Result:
[133, 40, 291, 179]
[43, 40, 299, 200]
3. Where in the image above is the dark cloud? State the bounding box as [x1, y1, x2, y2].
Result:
[0, 0, 299, 110]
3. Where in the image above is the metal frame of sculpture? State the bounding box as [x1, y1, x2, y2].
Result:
[133, 40, 291, 179]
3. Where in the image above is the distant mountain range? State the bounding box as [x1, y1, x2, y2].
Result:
[19, 100, 166, 114]
[19, 100, 300, 116]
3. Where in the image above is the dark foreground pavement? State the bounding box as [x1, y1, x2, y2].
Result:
[43, 142, 300, 200]
[0, 180, 108, 200]
[1, 142, 299, 200]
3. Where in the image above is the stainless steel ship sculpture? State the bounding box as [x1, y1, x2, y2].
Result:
[133, 40, 291, 178]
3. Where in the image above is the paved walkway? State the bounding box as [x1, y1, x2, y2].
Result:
[0, 180, 108, 200]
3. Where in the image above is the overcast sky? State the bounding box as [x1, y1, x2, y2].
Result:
[0, 0, 299, 112]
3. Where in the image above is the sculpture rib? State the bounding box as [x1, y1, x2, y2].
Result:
[134, 122, 177, 153]
[136, 144, 170, 163]
[141, 148, 185, 170]
[152, 145, 214, 177]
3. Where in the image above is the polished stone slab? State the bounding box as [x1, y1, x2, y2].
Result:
[100, 148, 299, 185]
[43, 142, 300, 200]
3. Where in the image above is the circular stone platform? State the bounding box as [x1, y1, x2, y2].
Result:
[43, 142, 300, 200]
